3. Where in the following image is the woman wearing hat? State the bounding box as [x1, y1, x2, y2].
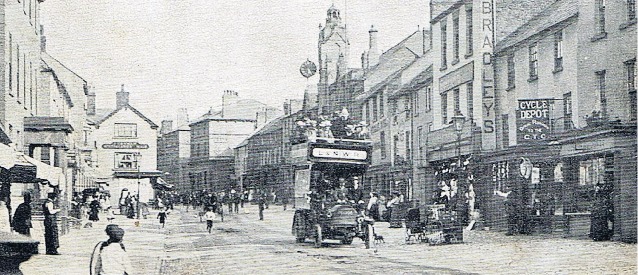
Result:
[91, 224, 133, 275]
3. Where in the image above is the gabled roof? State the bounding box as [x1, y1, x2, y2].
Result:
[41, 61, 74, 108]
[87, 105, 158, 129]
[495, 0, 578, 53]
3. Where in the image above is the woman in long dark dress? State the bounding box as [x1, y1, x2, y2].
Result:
[89, 196, 101, 222]
[12, 193, 32, 236]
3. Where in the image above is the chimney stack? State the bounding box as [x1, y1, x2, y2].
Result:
[221, 90, 239, 118]
[368, 25, 380, 67]
[86, 88, 96, 116]
[160, 120, 173, 135]
[116, 84, 129, 109]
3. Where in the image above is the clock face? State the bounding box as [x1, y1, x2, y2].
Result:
[300, 60, 317, 78]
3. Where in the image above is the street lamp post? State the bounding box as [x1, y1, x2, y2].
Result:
[135, 153, 141, 220]
[452, 113, 466, 169]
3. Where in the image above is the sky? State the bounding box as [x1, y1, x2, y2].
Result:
[40, 0, 429, 123]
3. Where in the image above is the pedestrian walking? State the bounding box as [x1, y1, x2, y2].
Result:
[232, 189, 240, 213]
[89, 196, 101, 222]
[157, 208, 168, 228]
[43, 192, 61, 255]
[366, 192, 380, 222]
[258, 192, 266, 221]
[204, 207, 216, 233]
[281, 194, 288, 211]
[90, 224, 133, 275]
[12, 193, 33, 237]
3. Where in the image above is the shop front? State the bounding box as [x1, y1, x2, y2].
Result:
[480, 125, 636, 243]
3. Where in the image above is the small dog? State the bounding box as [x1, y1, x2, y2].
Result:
[373, 233, 385, 243]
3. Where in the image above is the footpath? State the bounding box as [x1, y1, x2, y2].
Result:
[20, 209, 170, 275]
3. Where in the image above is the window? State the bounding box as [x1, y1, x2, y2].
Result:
[404, 96, 411, 119]
[629, 0, 637, 22]
[16, 46, 20, 100]
[367, 100, 372, 123]
[441, 93, 448, 124]
[405, 130, 411, 162]
[596, 70, 607, 118]
[554, 30, 563, 71]
[501, 114, 509, 148]
[29, 62, 33, 111]
[372, 96, 378, 121]
[452, 12, 460, 63]
[8, 34, 12, 93]
[115, 152, 138, 170]
[393, 135, 399, 163]
[425, 85, 432, 111]
[507, 54, 515, 89]
[467, 82, 474, 120]
[595, 0, 606, 34]
[563, 92, 573, 130]
[627, 59, 636, 120]
[114, 123, 138, 138]
[23, 53, 26, 99]
[466, 4, 473, 56]
[417, 126, 423, 164]
[441, 21, 448, 69]
[380, 131, 386, 158]
[379, 92, 385, 118]
[453, 88, 460, 113]
[414, 92, 419, 116]
[40, 146, 51, 165]
[529, 43, 538, 79]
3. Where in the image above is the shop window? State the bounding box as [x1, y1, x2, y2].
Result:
[115, 152, 138, 170]
[372, 96, 378, 122]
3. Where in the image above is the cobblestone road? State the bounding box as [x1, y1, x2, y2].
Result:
[20, 204, 637, 274]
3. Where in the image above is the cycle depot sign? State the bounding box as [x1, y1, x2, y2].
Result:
[516, 99, 551, 144]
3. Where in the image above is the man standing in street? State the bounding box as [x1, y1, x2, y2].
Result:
[43, 192, 61, 255]
[258, 191, 266, 221]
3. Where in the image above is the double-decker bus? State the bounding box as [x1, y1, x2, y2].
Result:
[290, 136, 374, 248]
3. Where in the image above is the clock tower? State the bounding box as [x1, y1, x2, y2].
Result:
[317, 4, 349, 114]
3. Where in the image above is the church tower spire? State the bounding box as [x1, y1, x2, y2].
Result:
[317, 4, 349, 114]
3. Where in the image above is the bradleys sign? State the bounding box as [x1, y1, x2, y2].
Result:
[516, 99, 551, 144]
[311, 148, 368, 160]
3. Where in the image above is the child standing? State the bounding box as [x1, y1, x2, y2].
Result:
[106, 206, 115, 222]
[204, 207, 216, 233]
[157, 208, 168, 228]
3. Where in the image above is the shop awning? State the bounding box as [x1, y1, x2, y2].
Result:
[153, 177, 174, 190]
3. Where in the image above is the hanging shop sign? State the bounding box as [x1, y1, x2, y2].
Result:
[516, 99, 551, 144]
[102, 142, 149, 150]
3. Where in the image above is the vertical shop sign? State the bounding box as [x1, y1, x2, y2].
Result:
[481, 0, 496, 150]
